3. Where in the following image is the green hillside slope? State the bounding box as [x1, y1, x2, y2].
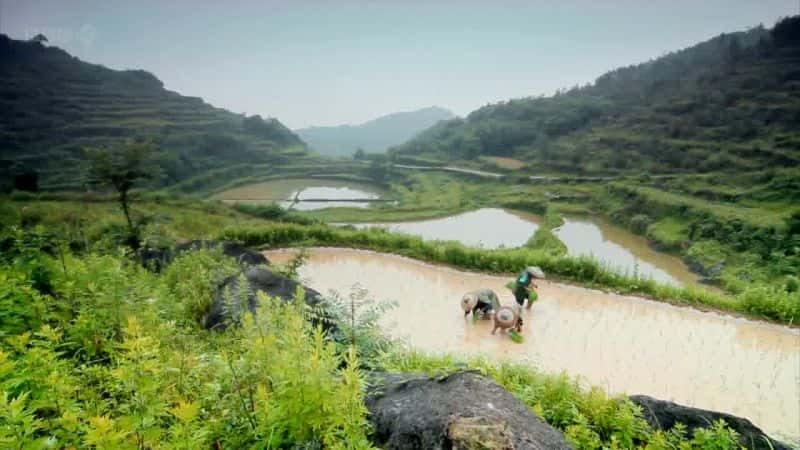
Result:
[0, 35, 306, 190]
[392, 17, 800, 175]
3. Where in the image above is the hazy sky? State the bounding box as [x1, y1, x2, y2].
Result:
[2, 1, 798, 128]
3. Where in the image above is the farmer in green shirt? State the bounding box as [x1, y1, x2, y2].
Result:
[460, 288, 501, 319]
[512, 266, 544, 309]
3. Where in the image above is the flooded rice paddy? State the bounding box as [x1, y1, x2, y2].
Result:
[348, 208, 540, 249]
[213, 178, 384, 210]
[350, 210, 701, 286]
[265, 247, 800, 440]
[554, 217, 702, 286]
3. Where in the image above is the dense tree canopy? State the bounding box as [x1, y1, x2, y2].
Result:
[391, 18, 800, 175]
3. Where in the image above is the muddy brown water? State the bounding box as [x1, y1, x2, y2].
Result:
[265, 247, 800, 441]
[554, 217, 701, 286]
[213, 178, 383, 210]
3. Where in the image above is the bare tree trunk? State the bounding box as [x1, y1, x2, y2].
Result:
[120, 190, 134, 232]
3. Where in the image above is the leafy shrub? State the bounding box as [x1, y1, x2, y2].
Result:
[232, 202, 317, 225]
[85, 219, 140, 253]
[629, 214, 652, 234]
[0, 270, 49, 336]
[739, 285, 800, 323]
[233, 202, 286, 220]
[380, 350, 745, 450]
[0, 200, 20, 230]
[0, 226, 57, 296]
[53, 252, 160, 360]
[786, 275, 800, 293]
[319, 285, 397, 368]
[161, 248, 239, 327]
[685, 240, 727, 275]
[0, 246, 375, 448]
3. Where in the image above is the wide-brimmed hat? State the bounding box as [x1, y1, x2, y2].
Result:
[461, 293, 478, 312]
[526, 266, 546, 279]
[494, 306, 518, 328]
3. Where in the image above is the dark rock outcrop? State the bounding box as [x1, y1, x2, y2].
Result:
[139, 246, 172, 272]
[685, 256, 726, 282]
[175, 240, 269, 266]
[366, 371, 572, 449]
[630, 395, 791, 450]
[205, 266, 324, 330]
[140, 240, 269, 272]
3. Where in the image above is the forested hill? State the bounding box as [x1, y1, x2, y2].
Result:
[296, 106, 454, 157]
[391, 16, 800, 174]
[0, 35, 306, 190]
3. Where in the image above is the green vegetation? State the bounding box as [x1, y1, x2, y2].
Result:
[6, 195, 797, 324]
[391, 18, 800, 175]
[85, 140, 161, 245]
[372, 17, 800, 309]
[291, 171, 595, 223]
[598, 179, 799, 298]
[219, 221, 797, 324]
[381, 350, 744, 449]
[0, 35, 305, 190]
[525, 205, 568, 256]
[0, 208, 762, 448]
[230, 202, 318, 226]
[2, 13, 798, 449]
[260, 160, 797, 327]
[296, 171, 511, 223]
[0, 238, 374, 447]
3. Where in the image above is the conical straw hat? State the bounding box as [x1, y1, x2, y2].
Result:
[461, 293, 478, 312]
[494, 306, 517, 328]
[526, 266, 546, 279]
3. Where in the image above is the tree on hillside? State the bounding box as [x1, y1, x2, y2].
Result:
[367, 155, 392, 183]
[85, 140, 160, 246]
[10, 163, 39, 192]
[30, 34, 48, 44]
[353, 148, 366, 160]
[771, 15, 800, 46]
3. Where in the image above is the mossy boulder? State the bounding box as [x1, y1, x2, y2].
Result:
[630, 395, 791, 450]
[175, 239, 269, 266]
[205, 266, 324, 330]
[366, 371, 572, 449]
[140, 239, 269, 272]
[684, 240, 727, 279]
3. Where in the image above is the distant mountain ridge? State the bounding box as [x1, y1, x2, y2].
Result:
[393, 17, 800, 174]
[296, 106, 455, 157]
[0, 34, 306, 189]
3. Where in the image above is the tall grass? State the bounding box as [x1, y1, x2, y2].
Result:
[525, 205, 568, 256]
[0, 221, 786, 449]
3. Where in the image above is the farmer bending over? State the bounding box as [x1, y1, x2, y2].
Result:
[461, 288, 501, 319]
[492, 304, 523, 335]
